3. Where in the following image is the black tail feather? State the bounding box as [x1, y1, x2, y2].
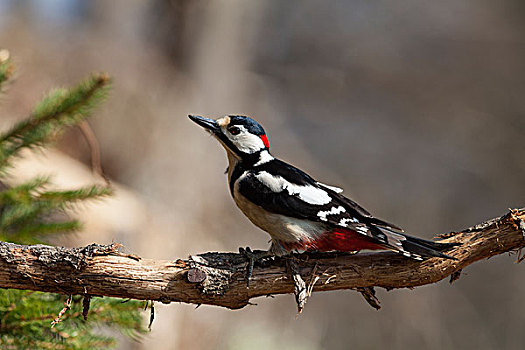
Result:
[401, 235, 459, 260]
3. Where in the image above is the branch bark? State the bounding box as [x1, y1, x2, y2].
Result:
[0, 208, 524, 310]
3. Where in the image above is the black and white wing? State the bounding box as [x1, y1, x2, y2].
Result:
[236, 159, 456, 259]
[236, 159, 402, 244]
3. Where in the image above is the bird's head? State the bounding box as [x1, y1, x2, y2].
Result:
[189, 115, 270, 162]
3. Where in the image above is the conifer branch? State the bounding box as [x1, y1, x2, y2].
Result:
[0, 49, 14, 90]
[0, 208, 523, 310]
[0, 73, 113, 243]
[0, 65, 144, 347]
[0, 74, 110, 167]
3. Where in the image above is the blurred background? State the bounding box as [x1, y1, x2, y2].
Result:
[1, 0, 525, 349]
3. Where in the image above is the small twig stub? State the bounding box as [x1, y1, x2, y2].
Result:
[148, 301, 155, 331]
[287, 258, 308, 313]
[354, 287, 381, 310]
[51, 295, 72, 327]
[82, 294, 91, 320]
[449, 270, 462, 284]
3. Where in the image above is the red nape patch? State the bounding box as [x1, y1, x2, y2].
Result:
[260, 134, 270, 148]
[312, 229, 385, 252]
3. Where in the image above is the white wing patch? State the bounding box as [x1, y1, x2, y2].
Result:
[355, 225, 370, 234]
[316, 182, 343, 193]
[338, 217, 359, 227]
[317, 206, 346, 221]
[254, 171, 285, 192]
[291, 186, 332, 205]
[255, 171, 332, 205]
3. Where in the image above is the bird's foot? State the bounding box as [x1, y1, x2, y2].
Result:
[238, 247, 272, 287]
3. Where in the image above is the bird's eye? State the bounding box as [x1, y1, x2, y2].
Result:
[229, 126, 240, 135]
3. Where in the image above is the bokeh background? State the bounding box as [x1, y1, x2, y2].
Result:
[1, 1, 525, 349]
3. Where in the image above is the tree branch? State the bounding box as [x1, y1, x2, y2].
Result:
[0, 208, 524, 310]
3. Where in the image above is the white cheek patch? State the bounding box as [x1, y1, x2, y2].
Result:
[255, 171, 332, 205]
[223, 125, 266, 154]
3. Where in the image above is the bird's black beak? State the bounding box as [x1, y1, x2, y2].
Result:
[188, 115, 219, 133]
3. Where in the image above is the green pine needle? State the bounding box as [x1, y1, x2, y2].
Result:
[39, 185, 113, 204]
[0, 74, 111, 168]
[0, 50, 13, 90]
[0, 183, 110, 244]
[0, 62, 147, 349]
[0, 291, 146, 350]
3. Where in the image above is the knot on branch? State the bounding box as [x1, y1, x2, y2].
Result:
[186, 253, 238, 296]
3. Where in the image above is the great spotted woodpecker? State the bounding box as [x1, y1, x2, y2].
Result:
[189, 115, 456, 260]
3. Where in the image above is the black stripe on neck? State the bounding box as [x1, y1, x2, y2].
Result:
[229, 162, 245, 197]
[228, 150, 271, 197]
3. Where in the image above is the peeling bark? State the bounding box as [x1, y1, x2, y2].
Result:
[0, 209, 523, 310]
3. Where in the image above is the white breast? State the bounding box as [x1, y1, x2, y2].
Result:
[232, 179, 326, 245]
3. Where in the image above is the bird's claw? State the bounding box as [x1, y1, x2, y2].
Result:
[238, 247, 270, 287]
